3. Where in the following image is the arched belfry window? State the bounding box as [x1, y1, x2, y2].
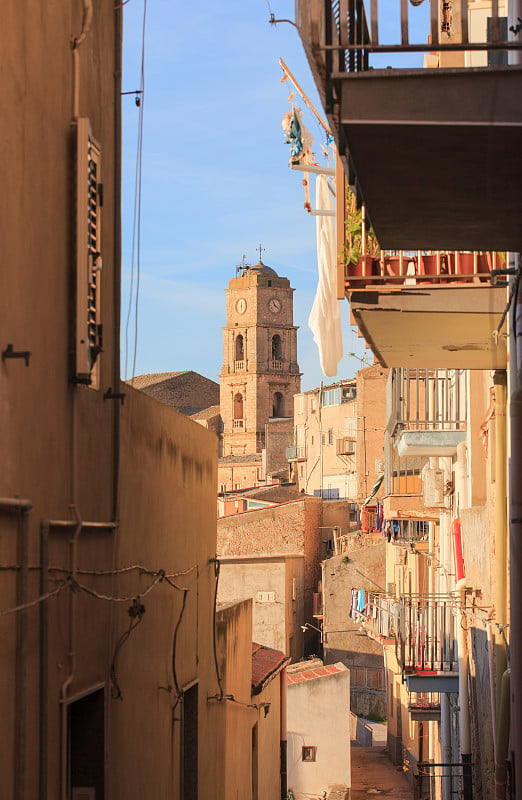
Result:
[233, 393, 244, 427]
[272, 334, 283, 362]
[273, 392, 284, 418]
[235, 334, 244, 362]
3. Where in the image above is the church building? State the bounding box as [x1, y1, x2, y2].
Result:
[218, 260, 301, 492]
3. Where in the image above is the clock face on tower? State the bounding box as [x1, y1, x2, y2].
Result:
[236, 298, 247, 314]
[268, 297, 282, 314]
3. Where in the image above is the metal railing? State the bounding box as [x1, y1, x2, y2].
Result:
[388, 368, 467, 438]
[414, 760, 473, 800]
[385, 518, 430, 545]
[398, 594, 457, 673]
[296, 0, 517, 72]
[286, 445, 307, 460]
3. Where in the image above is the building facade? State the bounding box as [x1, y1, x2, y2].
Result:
[288, 365, 387, 503]
[0, 5, 238, 799]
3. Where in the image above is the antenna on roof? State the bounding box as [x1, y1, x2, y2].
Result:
[236, 254, 249, 277]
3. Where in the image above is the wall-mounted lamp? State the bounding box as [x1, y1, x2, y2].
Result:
[301, 622, 325, 644]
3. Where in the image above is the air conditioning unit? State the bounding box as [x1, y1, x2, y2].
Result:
[336, 437, 355, 455]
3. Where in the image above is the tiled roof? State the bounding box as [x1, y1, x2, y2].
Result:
[251, 642, 290, 695]
[190, 404, 220, 421]
[286, 663, 347, 685]
[128, 370, 220, 416]
[128, 371, 188, 390]
[219, 453, 262, 465]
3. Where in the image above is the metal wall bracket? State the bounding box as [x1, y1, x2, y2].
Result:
[2, 344, 31, 367]
[104, 388, 125, 405]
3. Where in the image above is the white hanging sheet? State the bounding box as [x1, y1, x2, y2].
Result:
[308, 174, 343, 377]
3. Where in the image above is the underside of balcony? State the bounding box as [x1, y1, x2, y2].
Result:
[349, 285, 507, 369]
[334, 66, 522, 250]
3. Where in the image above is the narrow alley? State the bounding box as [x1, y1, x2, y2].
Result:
[350, 742, 413, 800]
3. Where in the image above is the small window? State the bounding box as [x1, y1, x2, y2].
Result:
[328, 428, 333, 445]
[302, 746, 316, 762]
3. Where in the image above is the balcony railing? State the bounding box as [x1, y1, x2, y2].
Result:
[234, 360, 245, 371]
[398, 594, 457, 674]
[296, 0, 514, 75]
[271, 359, 284, 370]
[388, 368, 467, 438]
[286, 445, 307, 461]
[233, 419, 243, 428]
[408, 691, 441, 720]
[346, 251, 503, 289]
[386, 518, 430, 546]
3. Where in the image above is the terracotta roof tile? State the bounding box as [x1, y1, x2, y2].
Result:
[251, 642, 290, 694]
[128, 370, 219, 416]
[286, 663, 347, 685]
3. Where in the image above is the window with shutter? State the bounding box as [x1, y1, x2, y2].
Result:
[74, 118, 103, 387]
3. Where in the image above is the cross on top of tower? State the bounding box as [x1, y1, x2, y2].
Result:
[257, 244, 265, 262]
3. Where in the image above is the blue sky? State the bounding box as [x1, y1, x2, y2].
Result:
[121, 1, 429, 391]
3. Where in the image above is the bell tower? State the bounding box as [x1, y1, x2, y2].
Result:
[220, 261, 301, 456]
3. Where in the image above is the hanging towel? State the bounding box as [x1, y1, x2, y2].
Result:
[308, 174, 343, 377]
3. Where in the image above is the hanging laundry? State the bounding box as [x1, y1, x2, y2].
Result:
[281, 105, 314, 165]
[308, 173, 343, 377]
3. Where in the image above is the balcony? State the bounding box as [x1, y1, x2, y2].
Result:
[233, 419, 244, 429]
[398, 594, 459, 692]
[358, 593, 459, 691]
[388, 368, 467, 458]
[347, 254, 508, 369]
[286, 445, 307, 461]
[234, 360, 245, 372]
[296, 0, 522, 250]
[408, 692, 441, 721]
[271, 359, 284, 370]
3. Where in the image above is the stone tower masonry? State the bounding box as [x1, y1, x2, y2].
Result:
[220, 261, 301, 456]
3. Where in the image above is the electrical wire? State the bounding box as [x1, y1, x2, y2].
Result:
[211, 558, 225, 700]
[167, 577, 188, 700]
[124, 0, 147, 380]
[0, 582, 68, 617]
[110, 599, 146, 699]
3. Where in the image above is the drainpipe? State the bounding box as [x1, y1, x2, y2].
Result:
[40, 521, 50, 800]
[0, 498, 32, 800]
[493, 371, 509, 800]
[455, 575, 472, 800]
[280, 666, 288, 800]
[510, 255, 522, 799]
[437, 509, 452, 800]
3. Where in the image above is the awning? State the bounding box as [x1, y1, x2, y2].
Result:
[362, 473, 384, 506]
